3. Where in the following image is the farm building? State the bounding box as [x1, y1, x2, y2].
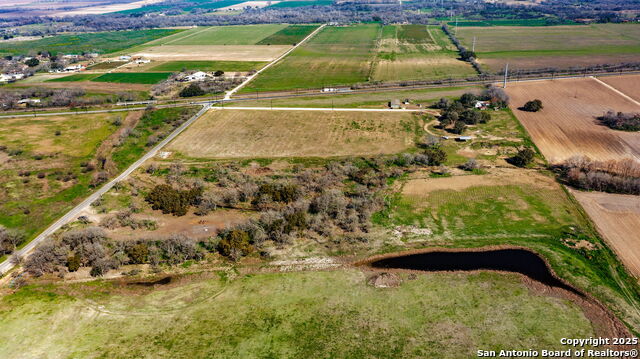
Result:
[389, 99, 402, 109]
[0, 73, 25, 82]
[456, 136, 472, 142]
[185, 71, 208, 82]
[475, 101, 490, 110]
[119, 55, 132, 61]
[63, 64, 85, 72]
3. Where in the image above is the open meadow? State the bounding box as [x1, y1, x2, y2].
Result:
[506, 77, 640, 163]
[372, 25, 476, 82]
[168, 109, 422, 158]
[0, 269, 595, 358]
[456, 24, 640, 72]
[0, 112, 128, 239]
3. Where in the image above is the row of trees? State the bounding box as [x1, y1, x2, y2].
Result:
[556, 156, 640, 195]
[0, 87, 139, 110]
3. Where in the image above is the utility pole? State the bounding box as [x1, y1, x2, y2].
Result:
[472, 36, 476, 52]
[503, 63, 509, 88]
[455, 17, 458, 35]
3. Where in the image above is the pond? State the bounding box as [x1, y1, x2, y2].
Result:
[370, 249, 581, 295]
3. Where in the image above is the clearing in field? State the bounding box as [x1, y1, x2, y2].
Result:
[243, 24, 380, 92]
[132, 44, 290, 62]
[0, 270, 594, 358]
[506, 77, 640, 163]
[456, 24, 640, 72]
[149, 60, 267, 72]
[168, 109, 420, 158]
[372, 25, 476, 82]
[571, 189, 640, 278]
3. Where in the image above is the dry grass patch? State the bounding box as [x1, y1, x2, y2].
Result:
[506, 77, 640, 163]
[132, 45, 290, 61]
[571, 189, 640, 278]
[169, 109, 420, 158]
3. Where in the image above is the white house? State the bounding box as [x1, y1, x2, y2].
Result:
[64, 64, 85, 72]
[0, 73, 25, 82]
[185, 71, 208, 82]
[17, 98, 41, 105]
[134, 58, 151, 64]
[119, 55, 132, 61]
[62, 54, 80, 59]
[474, 101, 490, 110]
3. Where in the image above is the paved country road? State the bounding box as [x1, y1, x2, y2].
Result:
[0, 104, 211, 276]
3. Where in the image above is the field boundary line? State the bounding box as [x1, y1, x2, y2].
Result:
[0, 104, 212, 276]
[220, 106, 425, 112]
[162, 26, 212, 46]
[224, 24, 326, 100]
[590, 76, 640, 107]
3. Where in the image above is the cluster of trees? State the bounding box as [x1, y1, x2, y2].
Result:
[556, 156, 640, 195]
[521, 99, 543, 112]
[146, 184, 204, 216]
[510, 147, 536, 167]
[598, 111, 640, 132]
[436, 92, 496, 134]
[179, 83, 205, 98]
[0, 226, 25, 256]
[24, 227, 204, 277]
[152, 73, 243, 98]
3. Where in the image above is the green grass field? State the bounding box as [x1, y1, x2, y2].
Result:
[46, 73, 101, 82]
[243, 24, 379, 91]
[456, 23, 640, 71]
[162, 24, 288, 45]
[150, 60, 267, 72]
[256, 24, 319, 45]
[93, 72, 170, 84]
[0, 269, 595, 358]
[87, 61, 126, 70]
[0, 29, 180, 56]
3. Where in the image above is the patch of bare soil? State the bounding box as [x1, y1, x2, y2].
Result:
[367, 272, 401, 288]
[570, 189, 640, 278]
[402, 167, 557, 197]
[599, 74, 640, 103]
[506, 77, 640, 163]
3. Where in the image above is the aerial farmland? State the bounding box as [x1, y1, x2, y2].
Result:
[1, 1, 640, 357]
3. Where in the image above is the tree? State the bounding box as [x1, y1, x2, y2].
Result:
[483, 85, 509, 108]
[460, 49, 476, 62]
[179, 83, 205, 98]
[25, 58, 39, 67]
[0, 226, 25, 255]
[459, 93, 477, 108]
[452, 121, 466, 134]
[217, 229, 253, 261]
[522, 99, 543, 112]
[511, 147, 536, 167]
[214, 70, 224, 77]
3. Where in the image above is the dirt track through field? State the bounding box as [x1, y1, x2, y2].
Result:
[506, 77, 640, 163]
[599, 74, 640, 103]
[571, 189, 640, 278]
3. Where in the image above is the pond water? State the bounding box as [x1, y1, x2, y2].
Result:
[370, 249, 581, 294]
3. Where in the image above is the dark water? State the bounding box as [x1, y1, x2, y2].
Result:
[129, 276, 173, 287]
[371, 249, 581, 294]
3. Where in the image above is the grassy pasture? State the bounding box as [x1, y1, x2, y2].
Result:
[256, 24, 319, 45]
[150, 60, 267, 72]
[0, 113, 121, 239]
[93, 72, 170, 84]
[0, 29, 180, 56]
[46, 73, 101, 82]
[456, 23, 640, 71]
[0, 270, 594, 358]
[243, 24, 379, 91]
[168, 109, 421, 158]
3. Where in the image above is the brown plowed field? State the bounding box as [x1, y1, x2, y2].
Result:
[571, 189, 640, 277]
[168, 109, 419, 158]
[600, 74, 640, 102]
[506, 77, 640, 163]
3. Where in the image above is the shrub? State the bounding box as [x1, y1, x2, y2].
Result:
[146, 184, 203, 216]
[511, 147, 536, 167]
[126, 243, 149, 264]
[217, 229, 253, 261]
[423, 147, 447, 166]
[522, 99, 543, 112]
[0, 226, 25, 255]
[598, 111, 640, 131]
[452, 121, 466, 134]
[66, 254, 81, 272]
